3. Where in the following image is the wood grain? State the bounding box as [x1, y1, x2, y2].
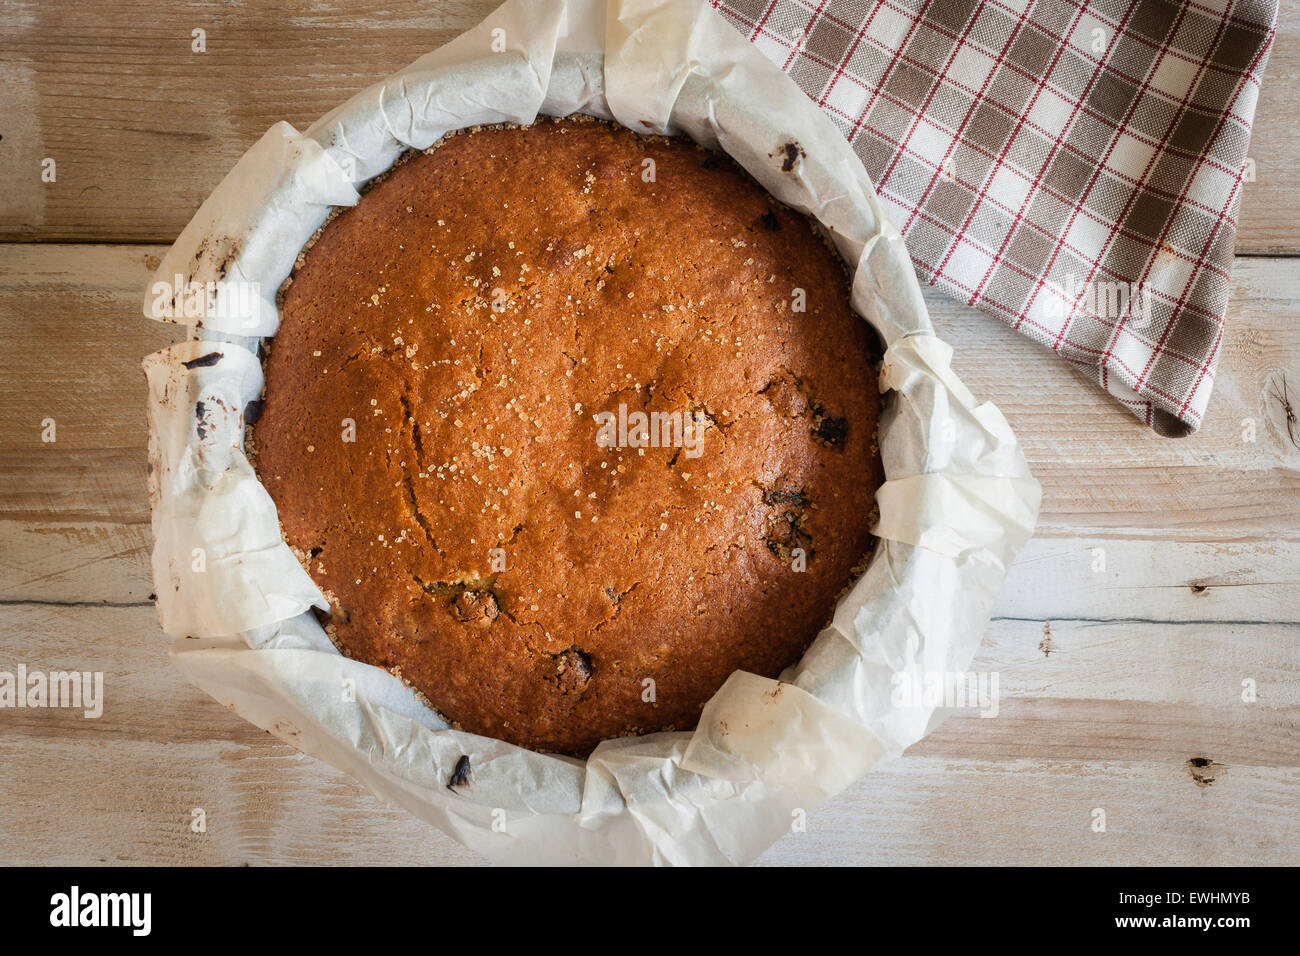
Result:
[1237, 5, 1300, 254]
[1, 604, 1294, 865]
[1, 0, 1298, 866]
[0, 0, 1295, 250]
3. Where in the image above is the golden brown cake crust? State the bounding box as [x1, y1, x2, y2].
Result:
[254, 117, 884, 756]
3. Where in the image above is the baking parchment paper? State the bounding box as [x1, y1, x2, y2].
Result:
[141, 0, 1041, 866]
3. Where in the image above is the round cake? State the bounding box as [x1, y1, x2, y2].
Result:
[254, 116, 884, 756]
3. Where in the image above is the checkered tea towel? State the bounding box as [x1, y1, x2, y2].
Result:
[712, 0, 1277, 435]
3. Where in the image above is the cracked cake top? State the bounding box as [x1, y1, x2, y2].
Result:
[253, 115, 884, 756]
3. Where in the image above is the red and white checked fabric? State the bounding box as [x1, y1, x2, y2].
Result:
[712, 0, 1277, 435]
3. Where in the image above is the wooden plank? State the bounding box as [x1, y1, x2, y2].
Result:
[1, 605, 1294, 865]
[974, 618, 1300, 707]
[904, 698, 1298, 766]
[0, 0, 487, 242]
[0, 735, 481, 866]
[0, 603, 250, 743]
[1236, 5, 1300, 254]
[5, 717, 1292, 866]
[764, 757, 1300, 866]
[0, 243, 179, 456]
[0, 520, 155, 606]
[5, 735, 1294, 865]
[1, 246, 1296, 547]
[9, 521, 1300, 623]
[997, 538, 1300, 624]
[0, 0, 1295, 252]
[0, 245, 177, 553]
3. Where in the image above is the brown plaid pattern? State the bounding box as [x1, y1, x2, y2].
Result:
[712, 0, 1277, 434]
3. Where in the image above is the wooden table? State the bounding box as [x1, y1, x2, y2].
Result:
[1, 0, 1296, 866]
